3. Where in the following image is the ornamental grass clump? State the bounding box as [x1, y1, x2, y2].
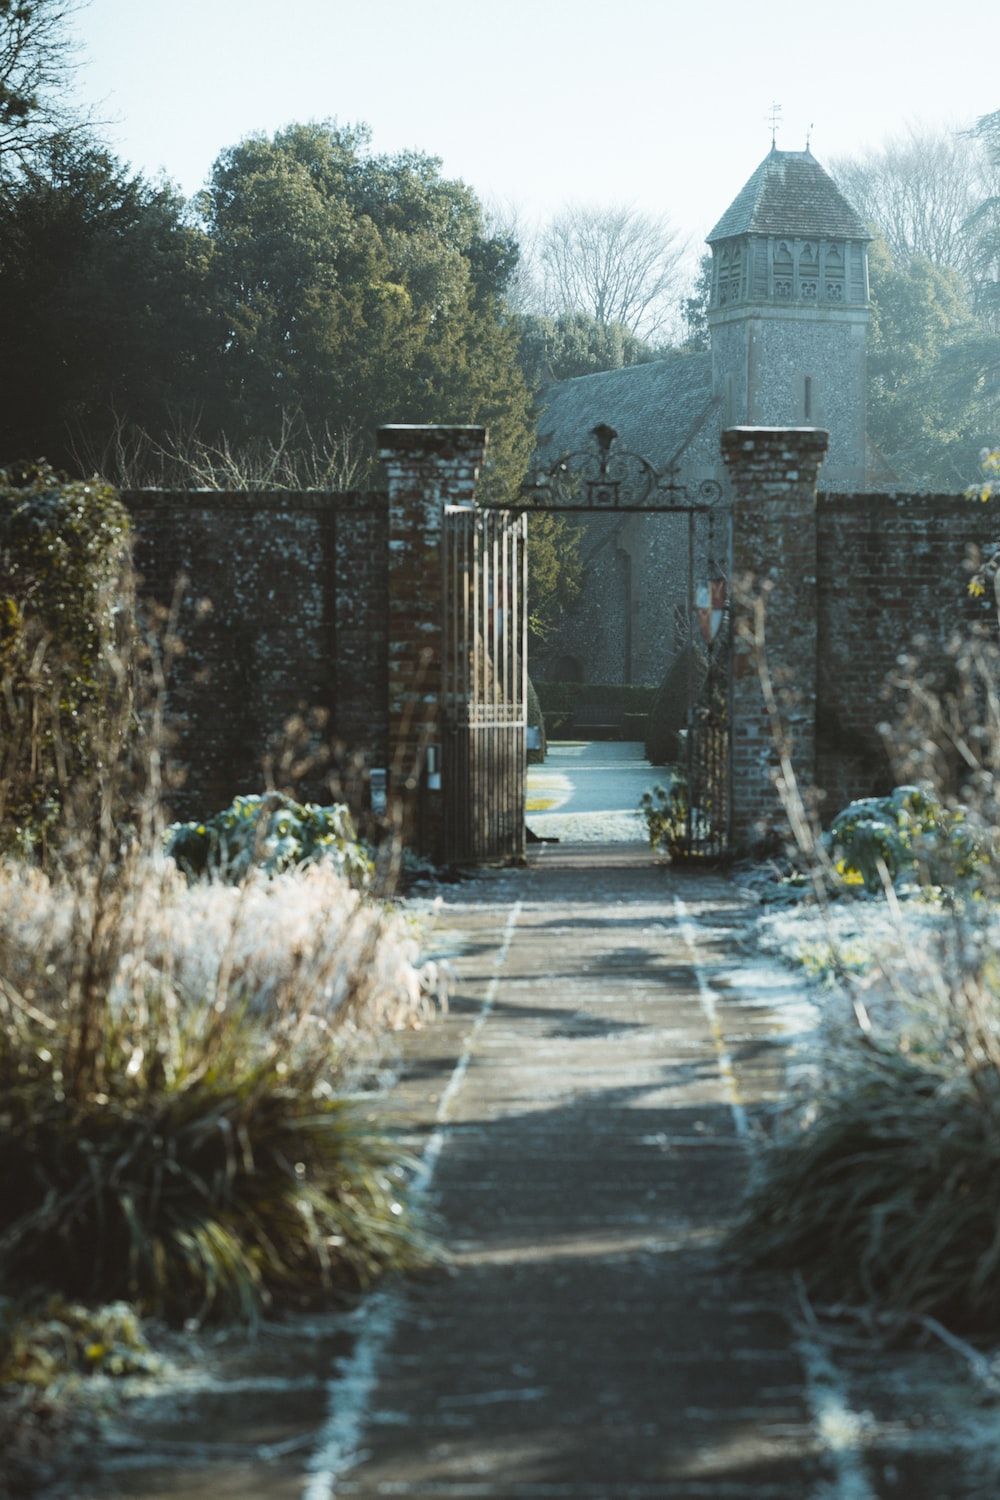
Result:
[740, 1047, 1000, 1329]
[0, 850, 436, 1322]
[738, 599, 1000, 1332]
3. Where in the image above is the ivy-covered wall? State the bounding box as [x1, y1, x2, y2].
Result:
[126, 491, 389, 819]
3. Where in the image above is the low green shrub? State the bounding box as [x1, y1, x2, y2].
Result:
[534, 681, 656, 714]
[166, 792, 373, 886]
[526, 676, 546, 764]
[640, 777, 688, 857]
[0, 1296, 160, 1385]
[826, 784, 988, 893]
[0, 847, 438, 1324]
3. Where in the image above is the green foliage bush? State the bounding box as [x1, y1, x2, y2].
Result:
[526, 676, 546, 764]
[640, 777, 688, 857]
[535, 682, 657, 713]
[166, 793, 373, 886]
[0, 464, 132, 854]
[826, 784, 986, 892]
[536, 681, 656, 736]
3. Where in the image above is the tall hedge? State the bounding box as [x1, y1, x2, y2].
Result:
[0, 465, 132, 853]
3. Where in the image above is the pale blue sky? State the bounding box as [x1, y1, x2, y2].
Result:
[71, 0, 998, 243]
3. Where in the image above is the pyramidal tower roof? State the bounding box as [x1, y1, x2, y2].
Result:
[707, 148, 871, 243]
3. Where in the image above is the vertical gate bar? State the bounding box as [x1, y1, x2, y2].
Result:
[471, 514, 480, 860]
[443, 512, 451, 862]
[686, 508, 695, 855]
[725, 504, 734, 858]
[521, 510, 528, 861]
[466, 514, 474, 863]
[493, 512, 500, 857]
[513, 514, 519, 857]
[482, 513, 489, 859]
[500, 515, 507, 854]
[503, 510, 512, 852]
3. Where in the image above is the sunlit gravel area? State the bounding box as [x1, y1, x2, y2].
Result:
[527, 740, 658, 843]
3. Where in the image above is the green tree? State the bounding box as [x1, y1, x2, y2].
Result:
[526, 512, 582, 644]
[513, 311, 659, 389]
[199, 123, 533, 499]
[867, 238, 997, 487]
[680, 253, 712, 352]
[0, 139, 216, 467]
[965, 109, 1000, 331]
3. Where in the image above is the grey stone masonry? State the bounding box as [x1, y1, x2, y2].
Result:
[723, 426, 829, 853]
[377, 425, 486, 858]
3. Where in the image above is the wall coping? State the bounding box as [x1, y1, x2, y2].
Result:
[122, 489, 388, 514]
[377, 425, 486, 459]
[818, 490, 970, 512]
[722, 425, 830, 451]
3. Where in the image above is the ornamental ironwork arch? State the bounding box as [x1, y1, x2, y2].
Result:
[497, 423, 725, 512]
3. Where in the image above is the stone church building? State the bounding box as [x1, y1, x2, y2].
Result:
[534, 146, 876, 687]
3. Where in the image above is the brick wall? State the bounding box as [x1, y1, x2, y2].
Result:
[816, 490, 990, 812]
[125, 490, 388, 820]
[725, 427, 995, 848]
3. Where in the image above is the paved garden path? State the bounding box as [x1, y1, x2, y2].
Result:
[76, 847, 997, 1499]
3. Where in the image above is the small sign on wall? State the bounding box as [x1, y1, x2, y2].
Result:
[426, 744, 442, 792]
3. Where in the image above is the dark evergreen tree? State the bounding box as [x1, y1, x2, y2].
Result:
[0, 140, 216, 468]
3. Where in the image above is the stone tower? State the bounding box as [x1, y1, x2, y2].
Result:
[706, 148, 872, 489]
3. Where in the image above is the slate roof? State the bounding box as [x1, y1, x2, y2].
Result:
[707, 148, 871, 243]
[535, 352, 715, 473]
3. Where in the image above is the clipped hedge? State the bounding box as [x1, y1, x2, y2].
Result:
[536, 681, 656, 739]
[526, 675, 547, 764]
[535, 681, 657, 714]
[645, 643, 708, 766]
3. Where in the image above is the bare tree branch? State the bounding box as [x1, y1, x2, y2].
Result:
[536, 203, 687, 341]
[830, 123, 994, 280]
[0, 0, 93, 180]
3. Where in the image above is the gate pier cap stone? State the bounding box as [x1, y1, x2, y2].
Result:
[377, 425, 487, 463]
[722, 426, 829, 461]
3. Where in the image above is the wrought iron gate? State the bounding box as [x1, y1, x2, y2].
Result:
[505, 422, 732, 862]
[442, 506, 527, 862]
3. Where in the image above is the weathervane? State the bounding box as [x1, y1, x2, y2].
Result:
[767, 102, 782, 149]
[806, 120, 815, 151]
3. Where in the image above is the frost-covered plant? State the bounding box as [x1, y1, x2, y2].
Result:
[166, 792, 373, 887]
[738, 618, 1000, 1332]
[0, 851, 440, 1320]
[640, 776, 688, 857]
[825, 783, 985, 892]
